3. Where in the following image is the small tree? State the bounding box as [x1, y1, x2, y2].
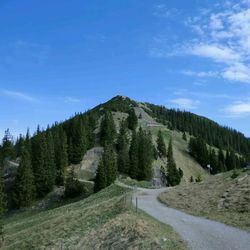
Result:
[157, 130, 167, 157]
[127, 109, 138, 130]
[65, 167, 85, 198]
[182, 132, 187, 141]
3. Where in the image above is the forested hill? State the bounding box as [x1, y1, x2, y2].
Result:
[144, 102, 250, 159]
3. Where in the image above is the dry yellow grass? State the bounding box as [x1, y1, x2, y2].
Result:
[159, 170, 250, 232]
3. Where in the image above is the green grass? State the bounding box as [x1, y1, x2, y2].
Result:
[149, 127, 208, 183]
[3, 185, 186, 249]
[119, 176, 153, 188]
[159, 170, 250, 232]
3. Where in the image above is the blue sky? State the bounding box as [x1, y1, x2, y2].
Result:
[1, 0, 250, 138]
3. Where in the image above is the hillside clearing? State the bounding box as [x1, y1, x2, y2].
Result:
[3, 185, 185, 250]
[159, 170, 250, 232]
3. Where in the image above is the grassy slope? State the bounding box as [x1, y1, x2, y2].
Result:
[159, 170, 250, 232]
[149, 127, 208, 183]
[3, 185, 186, 250]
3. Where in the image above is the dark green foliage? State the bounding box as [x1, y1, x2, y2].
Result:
[182, 132, 187, 141]
[94, 143, 117, 191]
[54, 127, 68, 185]
[13, 148, 35, 208]
[94, 159, 107, 192]
[129, 128, 154, 181]
[188, 137, 208, 167]
[100, 111, 117, 146]
[129, 130, 139, 179]
[195, 174, 202, 182]
[94, 95, 137, 113]
[1, 129, 14, 163]
[0, 164, 5, 243]
[231, 169, 239, 179]
[69, 118, 87, 164]
[145, 103, 250, 158]
[127, 108, 138, 130]
[31, 131, 55, 197]
[65, 168, 86, 198]
[137, 128, 154, 180]
[166, 139, 182, 186]
[103, 143, 117, 186]
[157, 130, 167, 157]
[117, 120, 130, 174]
[190, 176, 194, 182]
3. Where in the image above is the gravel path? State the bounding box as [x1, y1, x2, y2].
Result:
[133, 187, 250, 250]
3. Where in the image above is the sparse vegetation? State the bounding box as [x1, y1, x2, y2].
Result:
[159, 170, 250, 232]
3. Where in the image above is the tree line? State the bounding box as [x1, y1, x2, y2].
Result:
[188, 137, 246, 174]
[145, 103, 250, 161]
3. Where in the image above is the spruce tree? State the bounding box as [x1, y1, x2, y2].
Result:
[94, 159, 106, 192]
[54, 127, 68, 185]
[1, 129, 14, 162]
[32, 132, 54, 197]
[166, 139, 182, 186]
[103, 143, 117, 186]
[157, 130, 167, 157]
[182, 132, 187, 141]
[117, 120, 130, 174]
[100, 111, 116, 146]
[70, 119, 87, 164]
[218, 148, 226, 172]
[129, 130, 139, 179]
[127, 108, 138, 130]
[13, 148, 35, 208]
[137, 128, 153, 180]
[0, 163, 5, 244]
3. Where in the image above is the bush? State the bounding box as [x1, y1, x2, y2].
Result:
[195, 174, 202, 182]
[64, 169, 86, 198]
[231, 169, 239, 179]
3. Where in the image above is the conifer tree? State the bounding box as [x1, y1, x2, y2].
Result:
[103, 143, 117, 186]
[127, 108, 138, 130]
[137, 128, 153, 180]
[157, 130, 167, 157]
[94, 159, 106, 192]
[1, 129, 14, 162]
[0, 163, 5, 244]
[32, 131, 54, 197]
[70, 119, 87, 164]
[129, 130, 139, 179]
[182, 132, 187, 141]
[13, 148, 35, 208]
[218, 148, 226, 172]
[117, 120, 130, 174]
[100, 111, 116, 146]
[54, 127, 68, 185]
[166, 139, 182, 186]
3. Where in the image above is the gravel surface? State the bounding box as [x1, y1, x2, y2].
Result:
[133, 187, 250, 250]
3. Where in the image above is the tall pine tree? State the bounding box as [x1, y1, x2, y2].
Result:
[117, 120, 130, 174]
[13, 148, 35, 208]
[157, 130, 167, 157]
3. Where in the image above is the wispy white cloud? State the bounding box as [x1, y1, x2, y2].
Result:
[169, 98, 200, 109]
[1, 90, 39, 103]
[224, 100, 250, 116]
[152, 0, 250, 84]
[64, 97, 81, 103]
[182, 70, 218, 78]
[185, 1, 250, 83]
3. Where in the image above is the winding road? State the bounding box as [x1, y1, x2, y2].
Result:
[132, 187, 250, 250]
